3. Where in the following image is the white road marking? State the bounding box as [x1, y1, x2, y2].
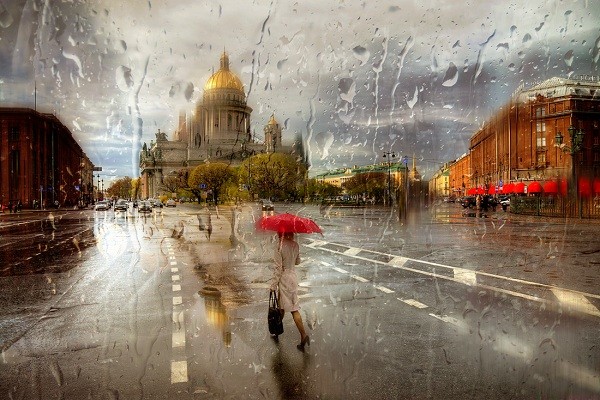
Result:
[374, 285, 394, 294]
[305, 240, 600, 317]
[551, 289, 600, 317]
[173, 296, 182, 305]
[332, 267, 349, 274]
[171, 268, 178, 273]
[172, 330, 185, 348]
[350, 274, 369, 283]
[320, 261, 332, 266]
[453, 268, 477, 286]
[170, 261, 177, 266]
[389, 256, 408, 267]
[172, 284, 181, 291]
[170, 360, 188, 383]
[344, 247, 361, 256]
[429, 313, 457, 325]
[172, 275, 180, 282]
[399, 298, 429, 309]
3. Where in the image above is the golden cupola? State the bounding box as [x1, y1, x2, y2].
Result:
[204, 52, 244, 93]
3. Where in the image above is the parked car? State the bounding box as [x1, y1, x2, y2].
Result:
[94, 201, 109, 211]
[114, 199, 128, 211]
[166, 199, 176, 207]
[138, 201, 152, 213]
[460, 196, 476, 209]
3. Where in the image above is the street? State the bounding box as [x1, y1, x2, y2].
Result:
[0, 203, 599, 399]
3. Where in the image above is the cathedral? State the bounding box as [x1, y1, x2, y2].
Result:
[139, 52, 303, 198]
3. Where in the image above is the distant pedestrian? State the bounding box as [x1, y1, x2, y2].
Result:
[17, 200, 22, 212]
[8, 201, 13, 213]
[270, 232, 310, 351]
[206, 214, 213, 241]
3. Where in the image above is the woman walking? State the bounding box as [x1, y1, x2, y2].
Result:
[270, 232, 310, 350]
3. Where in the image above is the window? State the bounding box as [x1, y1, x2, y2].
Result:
[9, 126, 19, 141]
[535, 107, 546, 147]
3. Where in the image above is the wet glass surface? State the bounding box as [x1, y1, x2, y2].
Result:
[1, 1, 600, 398]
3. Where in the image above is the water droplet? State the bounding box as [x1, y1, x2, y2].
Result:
[0, 5, 14, 28]
[352, 46, 370, 65]
[116, 66, 133, 92]
[564, 50, 574, 66]
[442, 63, 458, 87]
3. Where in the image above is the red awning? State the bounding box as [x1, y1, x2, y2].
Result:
[528, 181, 543, 194]
[503, 183, 514, 193]
[594, 178, 600, 194]
[559, 179, 568, 196]
[579, 177, 592, 197]
[514, 182, 526, 194]
[543, 180, 558, 194]
[476, 187, 486, 195]
[488, 186, 496, 194]
[467, 188, 476, 195]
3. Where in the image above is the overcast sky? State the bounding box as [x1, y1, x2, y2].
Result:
[1, 0, 599, 184]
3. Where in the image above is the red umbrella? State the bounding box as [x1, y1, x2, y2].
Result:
[256, 213, 322, 234]
[528, 181, 542, 194]
[543, 180, 558, 194]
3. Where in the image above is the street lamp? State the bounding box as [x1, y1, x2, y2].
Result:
[555, 125, 585, 218]
[382, 151, 396, 206]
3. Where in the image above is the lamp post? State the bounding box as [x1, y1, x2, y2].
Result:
[555, 125, 585, 218]
[382, 151, 396, 206]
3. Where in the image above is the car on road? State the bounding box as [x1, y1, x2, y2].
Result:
[94, 201, 109, 211]
[260, 199, 274, 212]
[113, 199, 128, 211]
[165, 199, 176, 207]
[138, 201, 152, 213]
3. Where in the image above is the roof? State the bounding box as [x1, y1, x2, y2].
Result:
[204, 52, 244, 92]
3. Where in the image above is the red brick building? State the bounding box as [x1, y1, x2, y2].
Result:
[449, 76, 600, 196]
[0, 108, 95, 209]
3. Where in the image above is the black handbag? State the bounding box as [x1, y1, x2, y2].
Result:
[268, 290, 284, 335]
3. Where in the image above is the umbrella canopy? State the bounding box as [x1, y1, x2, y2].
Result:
[256, 213, 322, 234]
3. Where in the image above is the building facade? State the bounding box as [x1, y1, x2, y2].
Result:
[0, 108, 94, 209]
[446, 76, 600, 197]
[139, 52, 302, 199]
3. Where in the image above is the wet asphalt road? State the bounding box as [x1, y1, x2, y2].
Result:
[0, 203, 598, 399]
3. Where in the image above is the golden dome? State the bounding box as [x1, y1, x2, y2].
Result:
[268, 114, 278, 125]
[204, 52, 244, 92]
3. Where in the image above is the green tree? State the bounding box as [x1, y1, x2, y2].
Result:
[162, 169, 188, 195]
[240, 153, 306, 200]
[342, 172, 386, 203]
[310, 180, 343, 201]
[106, 177, 133, 199]
[188, 162, 234, 204]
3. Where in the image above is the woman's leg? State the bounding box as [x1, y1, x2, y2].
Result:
[291, 310, 307, 340]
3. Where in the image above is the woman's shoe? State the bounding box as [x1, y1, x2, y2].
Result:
[297, 335, 310, 351]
